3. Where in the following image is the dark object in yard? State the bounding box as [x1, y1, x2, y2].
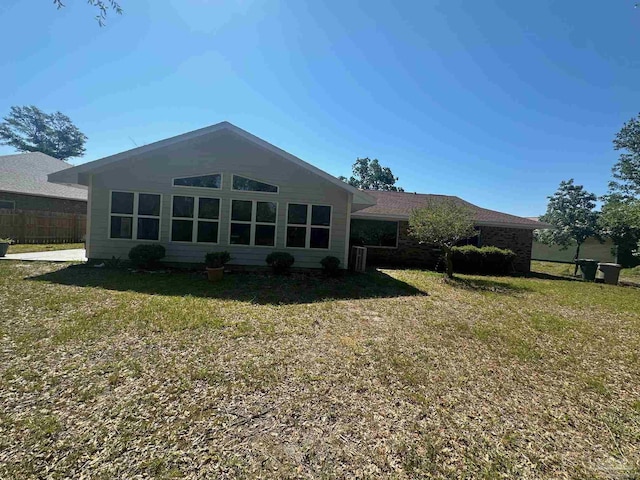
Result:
[575, 259, 598, 281]
[128, 244, 166, 269]
[204, 251, 231, 281]
[0, 241, 10, 257]
[266, 252, 295, 274]
[320, 255, 341, 276]
[597, 262, 622, 285]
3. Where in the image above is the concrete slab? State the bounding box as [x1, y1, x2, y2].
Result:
[0, 249, 87, 262]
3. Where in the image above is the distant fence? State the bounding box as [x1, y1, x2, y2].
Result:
[0, 208, 86, 244]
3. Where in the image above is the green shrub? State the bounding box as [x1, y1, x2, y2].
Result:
[451, 245, 516, 274]
[320, 256, 341, 276]
[266, 252, 295, 274]
[128, 244, 166, 269]
[205, 251, 231, 268]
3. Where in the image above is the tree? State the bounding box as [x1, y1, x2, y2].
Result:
[537, 179, 600, 274]
[53, 0, 122, 26]
[408, 199, 476, 278]
[0, 106, 87, 160]
[339, 157, 404, 191]
[609, 113, 640, 197]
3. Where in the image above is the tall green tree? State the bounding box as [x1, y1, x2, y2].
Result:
[0, 106, 87, 161]
[537, 179, 600, 273]
[408, 199, 476, 279]
[53, 0, 122, 26]
[339, 158, 404, 191]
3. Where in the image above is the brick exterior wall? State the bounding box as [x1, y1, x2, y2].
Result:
[0, 192, 87, 214]
[364, 221, 533, 273]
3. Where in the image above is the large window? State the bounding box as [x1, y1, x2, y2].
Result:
[350, 219, 399, 248]
[229, 199, 277, 246]
[0, 200, 15, 210]
[110, 191, 161, 241]
[171, 195, 220, 243]
[173, 174, 221, 189]
[286, 203, 331, 249]
[232, 175, 278, 193]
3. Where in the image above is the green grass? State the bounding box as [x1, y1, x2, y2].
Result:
[0, 261, 639, 478]
[532, 259, 640, 284]
[7, 242, 84, 254]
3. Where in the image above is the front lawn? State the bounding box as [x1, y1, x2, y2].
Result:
[1, 262, 639, 478]
[7, 242, 84, 254]
[532, 260, 640, 285]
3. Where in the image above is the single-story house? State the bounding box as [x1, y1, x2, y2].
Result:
[49, 122, 540, 271]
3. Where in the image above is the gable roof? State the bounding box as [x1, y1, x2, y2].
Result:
[48, 121, 375, 207]
[353, 190, 545, 229]
[0, 152, 87, 201]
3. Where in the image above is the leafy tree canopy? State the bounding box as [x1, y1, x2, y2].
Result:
[408, 199, 476, 278]
[53, 0, 122, 26]
[537, 179, 600, 263]
[0, 106, 87, 161]
[339, 158, 404, 191]
[609, 113, 640, 198]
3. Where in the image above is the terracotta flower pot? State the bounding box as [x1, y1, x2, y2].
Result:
[206, 266, 224, 281]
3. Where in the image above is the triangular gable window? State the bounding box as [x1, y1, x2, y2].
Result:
[232, 175, 278, 193]
[173, 174, 221, 189]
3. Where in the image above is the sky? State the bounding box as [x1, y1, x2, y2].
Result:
[0, 0, 638, 216]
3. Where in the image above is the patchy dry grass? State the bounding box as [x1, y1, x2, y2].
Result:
[532, 260, 640, 285]
[1, 262, 639, 478]
[7, 243, 84, 254]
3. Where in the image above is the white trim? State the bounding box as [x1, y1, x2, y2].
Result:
[350, 218, 400, 249]
[85, 175, 92, 257]
[171, 172, 222, 191]
[285, 202, 332, 250]
[231, 174, 279, 195]
[344, 195, 352, 269]
[228, 199, 278, 247]
[108, 190, 162, 242]
[170, 194, 221, 244]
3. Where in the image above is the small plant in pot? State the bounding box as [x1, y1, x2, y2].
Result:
[205, 251, 231, 281]
[0, 238, 14, 257]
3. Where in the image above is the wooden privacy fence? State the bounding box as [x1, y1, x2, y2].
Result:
[0, 208, 86, 244]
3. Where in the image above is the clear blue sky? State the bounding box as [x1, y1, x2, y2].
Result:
[1, 1, 638, 216]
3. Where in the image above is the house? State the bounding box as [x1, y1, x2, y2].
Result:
[0, 152, 87, 243]
[49, 122, 540, 271]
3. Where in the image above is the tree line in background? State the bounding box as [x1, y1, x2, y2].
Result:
[538, 113, 640, 268]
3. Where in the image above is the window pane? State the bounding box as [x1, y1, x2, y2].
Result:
[173, 196, 194, 218]
[310, 228, 330, 249]
[350, 219, 398, 247]
[110, 216, 132, 239]
[286, 226, 306, 248]
[172, 219, 193, 242]
[256, 202, 276, 223]
[230, 223, 251, 245]
[137, 218, 160, 240]
[287, 204, 307, 225]
[231, 200, 252, 222]
[311, 205, 331, 226]
[138, 193, 161, 216]
[198, 198, 220, 220]
[111, 192, 134, 214]
[232, 175, 278, 193]
[197, 221, 219, 243]
[173, 174, 221, 189]
[255, 225, 275, 246]
[0, 200, 15, 209]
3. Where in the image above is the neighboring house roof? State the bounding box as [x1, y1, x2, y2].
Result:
[353, 190, 545, 229]
[0, 152, 87, 201]
[48, 121, 376, 208]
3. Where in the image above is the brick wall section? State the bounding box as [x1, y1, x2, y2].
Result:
[364, 221, 533, 272]
[0, 192, 87, 214]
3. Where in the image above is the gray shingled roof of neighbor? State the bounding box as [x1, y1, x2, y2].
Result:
[354, 190, 546, 229]
[0, 152, 87, 201]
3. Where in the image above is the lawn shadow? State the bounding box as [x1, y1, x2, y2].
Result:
[28, 265, 427, 305]
[524, 271, 582, 282]
[446, 275, 531, 294]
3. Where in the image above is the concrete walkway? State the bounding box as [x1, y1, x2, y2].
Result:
[0, 249, 87, 262]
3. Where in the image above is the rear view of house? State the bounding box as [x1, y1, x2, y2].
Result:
[49, 122, 540, 271]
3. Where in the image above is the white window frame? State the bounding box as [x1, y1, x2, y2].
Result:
[231, 174, 279, 195]
[172, 172, 223, 191]
[351, 219, 400, 249]
[170, 194, 221, 244]
[228, 199, 278, 247]
[285, 203, 332, 250]
[108, 190, 162, 242]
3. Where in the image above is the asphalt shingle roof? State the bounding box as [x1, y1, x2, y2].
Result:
[355, 190, 543, 228]
[0, 152, 87, 201]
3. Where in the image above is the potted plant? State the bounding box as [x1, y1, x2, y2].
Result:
[205, 251, 231, 281]
[0, 238, 13, 257]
